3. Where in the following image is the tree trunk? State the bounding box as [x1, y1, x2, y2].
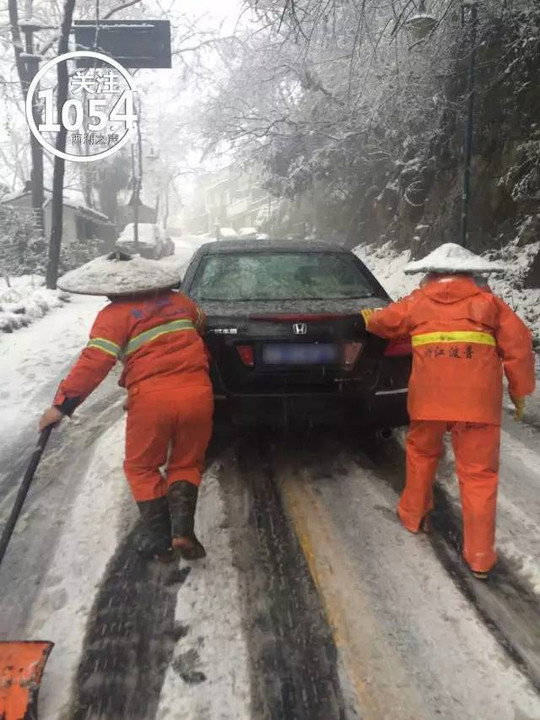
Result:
[46, 0, 78, 289]
[163, 185, 169, 228]
[8, 0, 45, 231]
[24, 36, 45, 232]
[525, 248, 540, 290]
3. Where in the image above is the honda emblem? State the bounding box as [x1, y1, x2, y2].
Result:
[293, 323, 307, 335]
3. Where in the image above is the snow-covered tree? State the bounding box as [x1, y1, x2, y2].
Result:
[197, 0, 540, 252]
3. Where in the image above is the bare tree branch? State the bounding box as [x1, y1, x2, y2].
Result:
[103, 0, 142, 20]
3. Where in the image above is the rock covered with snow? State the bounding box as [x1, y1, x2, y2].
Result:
[0, 276, 68, 333]
[57, 251, 182, 296]
[404, 243, 505, 275]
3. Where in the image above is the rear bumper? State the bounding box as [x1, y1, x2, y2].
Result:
[213, 387, 409, 429]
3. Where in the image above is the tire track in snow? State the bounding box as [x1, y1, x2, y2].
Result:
[69, 528, 190, 720]
[223, 432, 349, 720]
[361, 433, 540, 694]
[226, 428, 540, 718]
[67, 429, 240, 720]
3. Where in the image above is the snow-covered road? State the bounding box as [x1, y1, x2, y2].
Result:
[0, 235, 227, 718]
[274, 429, 540, 719]
[1, 235, 540, 719]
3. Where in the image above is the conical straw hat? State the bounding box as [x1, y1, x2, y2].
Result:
[404, 243, 504, 275]
[57, 251, 181, 296]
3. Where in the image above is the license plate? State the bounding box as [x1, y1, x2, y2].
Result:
[262, 343, 339, 365]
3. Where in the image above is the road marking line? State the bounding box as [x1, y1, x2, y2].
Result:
[280, 471, 426, 720]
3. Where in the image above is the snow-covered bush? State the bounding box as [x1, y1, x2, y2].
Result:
[0, 205, 46, 283]
[59, 235, 107, 274]
[0, 276, 69, 333]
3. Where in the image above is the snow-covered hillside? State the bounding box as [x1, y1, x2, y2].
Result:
[355, 239, 540, 348]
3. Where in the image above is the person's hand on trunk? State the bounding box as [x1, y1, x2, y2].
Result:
[39, 407, 64, 431]
[360, 308, 375, 327]
[360, 307, 383, 328]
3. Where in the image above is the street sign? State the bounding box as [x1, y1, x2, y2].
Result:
[73, 20, 171, 69]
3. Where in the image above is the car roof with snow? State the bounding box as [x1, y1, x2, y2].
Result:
[198, 239, 350, 254]
[118, 223, 158, 242]
[218, 227, 239, 238]
[120, 222, 156, 232]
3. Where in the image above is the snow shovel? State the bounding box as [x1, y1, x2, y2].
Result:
[0, 426, 55, 720]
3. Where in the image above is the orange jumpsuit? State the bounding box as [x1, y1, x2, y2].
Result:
[53, 290, 213, 503]
[367, 275, 535, 572]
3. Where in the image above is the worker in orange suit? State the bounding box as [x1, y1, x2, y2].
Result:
[39, 251, 213, 563]
[361, 243, 535, 579]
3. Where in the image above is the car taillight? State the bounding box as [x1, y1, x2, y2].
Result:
[236, 344, 255, 366]
[343, 342, 363, 367]
[384, 337, 412, 356]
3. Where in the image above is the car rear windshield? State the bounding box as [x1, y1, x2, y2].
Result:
[191, 252, 374, 301]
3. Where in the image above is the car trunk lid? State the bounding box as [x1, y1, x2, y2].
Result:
[203, 299, 386, 394]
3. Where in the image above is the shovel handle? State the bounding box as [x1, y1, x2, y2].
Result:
[0, 426, 54, 567]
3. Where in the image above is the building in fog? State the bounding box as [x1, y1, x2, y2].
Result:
[186, 166, 270, 235]
[116, 190, 158, 232]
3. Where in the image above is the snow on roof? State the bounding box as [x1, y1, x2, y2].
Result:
[47, 189, 113, 223]
[404, 243, 505, 275]
[1, 187, 113, 224]
[57, 252, 181, 296]
[1, 189, 29, 203]
[46, 197, 113, 224]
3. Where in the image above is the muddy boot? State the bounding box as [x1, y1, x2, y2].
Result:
[168, 481, 206, 560]
[136, 497, 174, 563]
[471, 569, 490, 581]
[469, 565, 494, 581]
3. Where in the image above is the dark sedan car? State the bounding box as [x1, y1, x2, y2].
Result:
[182, 240, 412, 429]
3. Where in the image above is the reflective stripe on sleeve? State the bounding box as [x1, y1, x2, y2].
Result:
[411, 331, 496, 347]
[124, 319, 195, 356]
[87, 337, 122, 358]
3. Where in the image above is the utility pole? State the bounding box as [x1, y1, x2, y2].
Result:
[131, 141, 139, 252]
[459, 1, 478, 248]
[403, 0, 478, 248]
[131, 99, 144, 253]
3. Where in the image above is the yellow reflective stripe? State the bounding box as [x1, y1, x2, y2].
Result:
[125, 319, 195, 356]
[412, 331, 496, 347]
[87, 337, 121, 358]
